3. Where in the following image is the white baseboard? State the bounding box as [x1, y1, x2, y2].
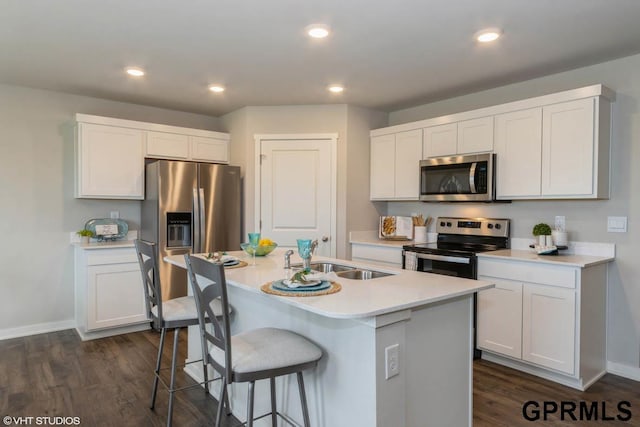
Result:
[607, 361, 640, 382]
[0, 319, 76, 341]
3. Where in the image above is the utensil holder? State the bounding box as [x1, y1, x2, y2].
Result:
[414, 226, 427, 243]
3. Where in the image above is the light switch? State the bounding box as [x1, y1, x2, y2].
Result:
[607, 216, 627, 233]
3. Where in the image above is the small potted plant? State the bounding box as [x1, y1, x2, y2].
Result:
[77, 229, 94, 244]
[532, 223, 552, 246]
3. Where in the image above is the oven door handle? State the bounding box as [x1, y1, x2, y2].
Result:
[410, 252, 471, 264]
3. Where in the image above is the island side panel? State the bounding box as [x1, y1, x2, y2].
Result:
[187, 285, 379, 427]
[405, 295, 474, 427]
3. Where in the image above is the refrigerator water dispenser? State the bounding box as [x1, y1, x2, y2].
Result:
[166, 212, 192, 247]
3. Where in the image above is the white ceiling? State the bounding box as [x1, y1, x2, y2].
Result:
[3, 1, 640, 117]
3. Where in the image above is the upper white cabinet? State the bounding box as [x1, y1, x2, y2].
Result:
[422, 117, 493, 158]
[76, 123, 145, 199]
[75, 114, 230, 199]
[372, 84, 614, 200]
[370, 129, 422, 200]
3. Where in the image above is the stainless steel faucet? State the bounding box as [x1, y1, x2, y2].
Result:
[284, 249, 294, 269]
[302, 239, 319, 270]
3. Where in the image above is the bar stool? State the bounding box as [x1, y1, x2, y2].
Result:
[184, 254, 323, 427]
[134, 239, 228, 427]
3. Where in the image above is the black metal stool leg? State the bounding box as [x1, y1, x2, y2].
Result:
[297, 372, 311, 427]
[247, 381, 255, 427]
[270, 377, 277, 426]
[166, 327, 180, 427]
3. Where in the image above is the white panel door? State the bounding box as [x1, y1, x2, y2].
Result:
[477, 278, 523, 359]
[457, 116, 494, 154]
[494, 107, 543, 199]
[394, 129, 422, 199]
[259, 138, 335, 256]
[522, 283, 576, 374]
[423, 123, 457, 158]
[542, 98, 595, 196]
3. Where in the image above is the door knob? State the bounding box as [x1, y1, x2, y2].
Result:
[321, 236, 329, 242]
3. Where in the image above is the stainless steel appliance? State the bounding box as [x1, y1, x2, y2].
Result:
[419, 153, 495, 202]
[402, 216, 510, 358]
[141, 160, 241, 300]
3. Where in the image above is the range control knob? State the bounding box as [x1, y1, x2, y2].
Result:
[495, 224, 502, 230]
[446, 222, 452, 227]
[487, 223, 494, 229]
[440, 221, 446, 227]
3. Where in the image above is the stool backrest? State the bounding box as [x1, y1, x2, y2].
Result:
[184, 254, 232, 381]
[134, 239, 163, 327]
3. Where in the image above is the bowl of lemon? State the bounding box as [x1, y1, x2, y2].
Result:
[240, 238, 278, 256]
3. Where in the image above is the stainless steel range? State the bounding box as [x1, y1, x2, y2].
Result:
[402, 217, 510, 278]
[402, 216, 510, 359]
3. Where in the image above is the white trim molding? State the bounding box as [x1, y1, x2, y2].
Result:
[607, 361, 640, 382]
[0, 319, 76, 341]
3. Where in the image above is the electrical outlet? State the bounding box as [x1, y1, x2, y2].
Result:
[555, 216, 565, 232]
[110, 211, 119, 219]
[385, 344, 399, 379]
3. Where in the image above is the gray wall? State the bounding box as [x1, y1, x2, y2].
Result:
[0, 83, 221, 334]
[385, 53, 640, 370]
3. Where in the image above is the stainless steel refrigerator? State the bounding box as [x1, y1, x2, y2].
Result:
[141, 160, 241, 300]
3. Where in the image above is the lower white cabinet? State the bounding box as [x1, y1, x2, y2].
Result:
[351, 243, 403, 268]
[477, 256, 606, 390]
[75, 245, 149, 340]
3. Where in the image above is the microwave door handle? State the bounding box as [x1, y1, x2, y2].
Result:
[412, 252, 471, 264]
[469, 162, 477, 193]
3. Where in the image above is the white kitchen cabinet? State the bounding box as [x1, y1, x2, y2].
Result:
[75, 245, 149, 340]
[146, 131, 189, 160]
[423, 123, 456, 158]
[422, 117, 492, 158]
[477, 256, 606, 390]
[495, 96, 610, 200]
[351, 243, 403, 268]
[494, 107, 543, 199]
[191, 135, 229, 163]
[75, 123, 145, 199]
[476, 279, 523, 359]
[457, 116, 494, 154]
[370, 129, 422, 200]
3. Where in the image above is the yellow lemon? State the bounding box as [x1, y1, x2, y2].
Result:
[259, 238, 274, 246]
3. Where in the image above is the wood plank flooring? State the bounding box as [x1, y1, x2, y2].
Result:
[1, 329, 639, 426]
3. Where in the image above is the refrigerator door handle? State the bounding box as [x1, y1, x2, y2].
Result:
[198, 188, 206, 252]
[193, 188, 201, 253]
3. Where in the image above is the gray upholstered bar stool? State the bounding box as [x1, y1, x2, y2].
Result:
[135, 239, 227, 427]
[185, 254, 323, 427]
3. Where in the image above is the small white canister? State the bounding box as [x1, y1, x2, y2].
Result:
[552, 230, 568, 246]
[414, 226, 427, 243]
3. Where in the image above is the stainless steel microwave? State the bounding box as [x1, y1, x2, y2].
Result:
[419, 153, 495, 202]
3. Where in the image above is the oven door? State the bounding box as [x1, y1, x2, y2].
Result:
[403, 251, 476, 279]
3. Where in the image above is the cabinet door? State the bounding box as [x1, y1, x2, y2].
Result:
[394, 129, 422, 199]
[146, 131, 189, 159]
[522, 283, 576, 374]
[191, 135, 229, 163]
[370, 134, 396, 199]
[457, 116, 493, 154]
[542, 98, 595, 197]
[423, 123, 456, 158]
[87, 263, 148, 330]
[477, 278, 523, 358]
[494, 108, 542, 199]
[77, 123, 144, 199]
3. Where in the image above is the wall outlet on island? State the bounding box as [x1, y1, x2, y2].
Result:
[385, 344, 400, 379]
[110, 211, 119, 219]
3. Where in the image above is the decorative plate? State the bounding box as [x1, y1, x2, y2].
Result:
[84, 218, 128, 241]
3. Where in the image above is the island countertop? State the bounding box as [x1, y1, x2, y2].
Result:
[165, 248, 493, 320]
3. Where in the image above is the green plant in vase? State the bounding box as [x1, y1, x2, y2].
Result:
[77, 229, 94, 243]
[532, 223, 552, 246]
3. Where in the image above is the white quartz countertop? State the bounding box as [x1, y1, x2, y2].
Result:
[349, 235, 412, 248]
[478, 249, 614, 268]
[165, 248, 493, 320]
[73, 240, 135, 250]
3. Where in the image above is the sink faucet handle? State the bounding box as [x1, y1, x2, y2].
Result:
[284, 249, 294, 269]
[310, 239, 319, 254]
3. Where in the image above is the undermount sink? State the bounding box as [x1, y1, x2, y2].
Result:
[291, 262, 355, 273]
[335, 269, 394, 280]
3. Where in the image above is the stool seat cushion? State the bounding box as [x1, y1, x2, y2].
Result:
[210, 327, 322, 375]
[152, 296, 225, 322]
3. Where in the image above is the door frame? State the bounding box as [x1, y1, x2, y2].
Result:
[254, 133, 338, 257]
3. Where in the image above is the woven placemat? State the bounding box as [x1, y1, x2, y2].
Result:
[261, 281, 342, 297]
[225, 260, 248, 269]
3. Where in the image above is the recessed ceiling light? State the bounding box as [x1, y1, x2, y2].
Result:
[125, 67, 145, 77]
[306, 24, 330, 39]
[208, 85, 225, 93]
[475, 28, 502, 43]
[328, 85, 344, 93]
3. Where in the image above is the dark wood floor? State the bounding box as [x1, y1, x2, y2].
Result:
[1, 329, 639, 426]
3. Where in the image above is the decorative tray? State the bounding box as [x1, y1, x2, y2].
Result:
[85, 218, 128, 241]
[528, 244, 568, 255]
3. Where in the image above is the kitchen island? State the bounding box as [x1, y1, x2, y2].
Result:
[165, 249, 494, 427]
